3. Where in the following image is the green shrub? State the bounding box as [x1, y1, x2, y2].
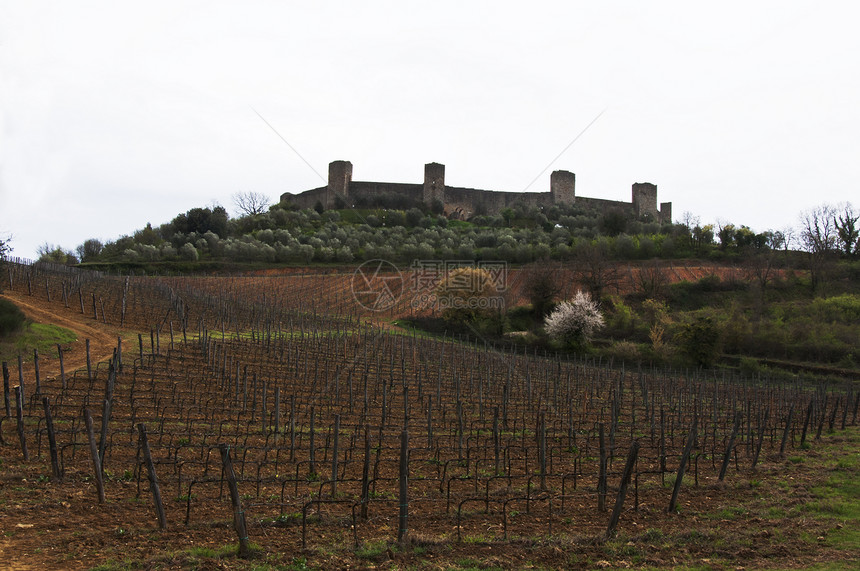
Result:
[720, 308, 752, 354]
[604, 295, 637, 336]
[505, 305, 536, 332]
[667, 274, 744, 310]
[606, 341, 643, 364]
[675, 316, 721, 367]
[811, 294, 860, 323]
[436, 267, 500, 324]
[837, 352, 857, 370]
[738, 356, 762, 376]
[0, 298, 26, 337]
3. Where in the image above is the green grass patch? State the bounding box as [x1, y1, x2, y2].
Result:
[792, 429, 860, 550]
[800, 564, 860, 571]
[90, 542, 262, 570]
[460, 533, 494, 544]
[0, 321, 77, 364]
[283, 557, 318, 571]
[766, 506, 788, 518]
[354, 539, 392, 561]
[705, 505, 747, 520]
[89, 559, 140, 571]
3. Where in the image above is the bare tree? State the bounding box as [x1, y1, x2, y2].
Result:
[523, 261, 563, 317]
[799, 204, 838, 293]
[636, 259, 669, 299]
[744, 248, 779, 318]
[769, 226, 795, 253]
[744, 250, 776, 291]
[781, 226, 796, 252]
[232, 191, 271, 217]
[681, 211, 699, 232]
[572, 240, 621, 300]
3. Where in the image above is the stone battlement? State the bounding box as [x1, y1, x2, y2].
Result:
[280, 161, 671, 223]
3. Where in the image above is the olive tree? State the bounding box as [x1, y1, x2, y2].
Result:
[76, 238, 104, 262]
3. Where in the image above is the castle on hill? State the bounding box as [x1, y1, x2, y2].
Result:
[281, 160, 672, 223]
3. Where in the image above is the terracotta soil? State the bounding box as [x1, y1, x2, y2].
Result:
[0, 430, 854, 570]
[0, 293, 856, 570]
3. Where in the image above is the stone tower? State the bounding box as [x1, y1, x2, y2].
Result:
[632, 182, 658, 219]
[327, 160, 353, 208]
[423, 162, 445, 206]
[660, 202, 673, 224]
[550, 170, 576, 205]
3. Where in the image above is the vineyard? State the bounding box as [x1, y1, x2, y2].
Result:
[0, 260, 857, 570]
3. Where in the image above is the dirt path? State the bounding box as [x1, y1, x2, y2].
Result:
[1, 292, 135, 570]
[1, 291, 131, 380]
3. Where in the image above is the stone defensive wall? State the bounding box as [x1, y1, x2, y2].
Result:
[280, 160, 671, 223]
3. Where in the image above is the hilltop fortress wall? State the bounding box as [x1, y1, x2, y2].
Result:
[280, 160, 671, 223]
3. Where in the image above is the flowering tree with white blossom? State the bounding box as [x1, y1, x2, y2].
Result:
[544, 290, 605, 346]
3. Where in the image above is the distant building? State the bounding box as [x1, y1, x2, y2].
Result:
[281, 160, 671, 223]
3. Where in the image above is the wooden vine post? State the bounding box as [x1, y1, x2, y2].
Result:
[33, 349, 41, 394]
[57, 344, 65, 389]
[14, 386, 28, 460]
[43, 397, 61, 480]
[2, 361, 10, 417]
[360, 426, 371, 520]
[398, 428, 409, 545]
[137, 423, 167, 529]
[598, 423, 608, 512]
[86, 338, 93, 383]
[331, 414, 340, 496]
[219, 444, 250, 557]
[719, 411, 742, 481]
[668, 415, 698, 513]
[16, 354, 25, 407]
[605, 440, 640, 540]
[84, 409, 106, 503]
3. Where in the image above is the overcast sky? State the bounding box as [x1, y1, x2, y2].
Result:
[2, 1, 858, 259]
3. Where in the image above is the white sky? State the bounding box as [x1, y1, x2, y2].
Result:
[2, 1, 858, 259]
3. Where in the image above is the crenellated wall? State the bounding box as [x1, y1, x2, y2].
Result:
[280, 161, 672, 222]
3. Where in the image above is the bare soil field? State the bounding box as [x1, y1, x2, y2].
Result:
[1, 290, 123, 379]
[0, 266, 856, 571]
